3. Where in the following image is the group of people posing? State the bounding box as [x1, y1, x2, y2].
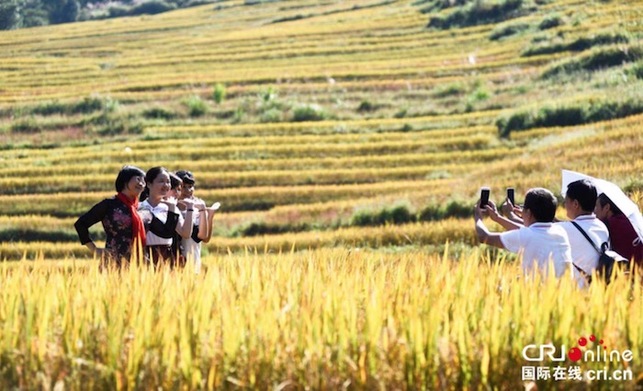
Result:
[75, 165, 642, 280]
[474, 179, 643, 287]
[75, 165, 218, 273]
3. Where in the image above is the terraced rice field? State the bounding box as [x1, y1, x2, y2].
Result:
[1, 0, 642, 260]
[0, 0, 642, 388]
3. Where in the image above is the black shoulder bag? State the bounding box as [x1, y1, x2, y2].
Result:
[571, 221, 624, 285]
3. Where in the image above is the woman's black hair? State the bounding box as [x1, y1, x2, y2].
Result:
[175, 169, 195, 185]
[140, 166, 168, 201]
[114, 165, 145, 193]
[597, 193, 623, 216]
[169, 172, 181, 190]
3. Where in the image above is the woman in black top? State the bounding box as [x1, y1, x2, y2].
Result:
[75, 166, 147, 269]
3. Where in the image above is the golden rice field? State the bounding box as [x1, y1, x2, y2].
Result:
[1, 249, 642, 390]
[0, 0, 642, 388]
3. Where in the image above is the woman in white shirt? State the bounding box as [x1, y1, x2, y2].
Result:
[139, 166, 195, 267]
[176, 170, 218, 273]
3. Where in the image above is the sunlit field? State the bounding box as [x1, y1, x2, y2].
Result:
[1, 249, 641, 389]
[1, 0, 642, 388]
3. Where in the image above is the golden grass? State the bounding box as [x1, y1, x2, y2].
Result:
[0, 248, 640, 389]
[0, 0, 642, 388]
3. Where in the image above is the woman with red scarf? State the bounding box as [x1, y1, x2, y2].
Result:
[75, 166, 147, 269]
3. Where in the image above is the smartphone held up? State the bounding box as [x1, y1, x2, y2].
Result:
[506, 187, 515, 205]
[479, 187, 490, 208]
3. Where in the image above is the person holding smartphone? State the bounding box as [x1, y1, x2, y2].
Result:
[474, 187, 573, 279]
[175, 170, 219, 273]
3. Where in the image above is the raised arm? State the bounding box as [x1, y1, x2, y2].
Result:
[500, 200, 525, 226]
[174, 199, 195, 239]
[488, 201, 523, 231]
[473, 203, 505, 249]
[199, 202, 220, 243]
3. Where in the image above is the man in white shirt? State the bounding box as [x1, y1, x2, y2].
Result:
[557, 179, 609, 287]
[474, 188, 573, 279]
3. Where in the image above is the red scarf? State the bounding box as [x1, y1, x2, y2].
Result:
[116, 192, 146, 258]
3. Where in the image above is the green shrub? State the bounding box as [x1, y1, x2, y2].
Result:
[544, 105, 585, 125]
[30, 101, 68, 116]
[232, 220, 312, 237]
[85, 112, 143, 136]
[629, 62, 643, 79]
[11, 118, 42, 134]
[489, 22, 530, 40]
[350, 204, 415, 227]
[434, 82, 466, 98]
[496, 111, 530, 137]
[538, 14, 563, 30]
[97, 118, 143, 136]
[212, 83, 226, 104]
[394, 108, 408, 118]
[418, 0, 472, 14]
[522, 32, 629, 57]
[428, 0, 527, 29]
[521, 42, 567, 57]
[567, 32, 629, 51]
[542, 46, 643, 79]
[71, 96, 107, 114]
[401, 123, 413, 132]
[0, 229, 95, 242]
[469, 87, 490, 102]
[235, 222, 281, 237]
[259, 86, 277, 103]
[384, 204, 415, 224]
[418, 200, 470, 221]
[497, 98, 643, 137]
[350, 209, 376, 226]
[184, 95, 208, 117]
[129, 0, 176, 16]
[24, 96, 117, 116]
[444, 200, 471, 219]
[271, 14, 307, 24]
[292, 104, 327, 122]
[108, 6, 129, 18]
[357, 100, 377, 112]
[142, 107, 176, 120]
[232, 107, 245, 123]
[260, 108, 282, 123]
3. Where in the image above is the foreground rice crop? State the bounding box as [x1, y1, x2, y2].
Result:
[0, 249, 640, 389]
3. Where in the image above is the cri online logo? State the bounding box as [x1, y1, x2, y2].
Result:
[522, 335, 634, 363]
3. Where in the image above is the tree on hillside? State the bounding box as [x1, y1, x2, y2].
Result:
[22, 1, 49, 27]
[46, 0, 80, 24]
[0, 0, 218, 30]
[0, 0, 22, 30]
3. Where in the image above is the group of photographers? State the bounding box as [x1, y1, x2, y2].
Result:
[474, 179, 643, 286]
